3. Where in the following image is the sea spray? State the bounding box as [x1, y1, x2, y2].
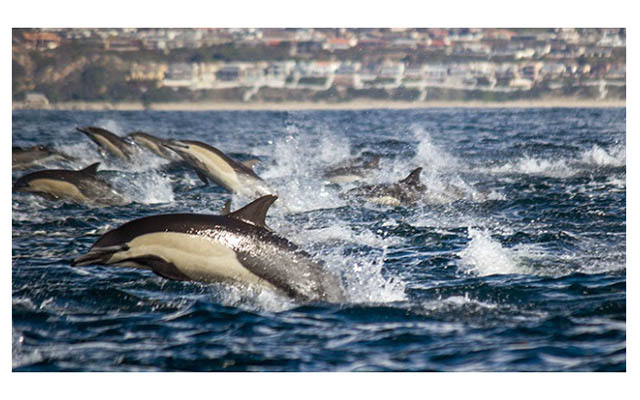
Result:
[458, 227, 534, 276]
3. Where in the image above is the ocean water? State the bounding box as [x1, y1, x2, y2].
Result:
[12, 107, 626, 371]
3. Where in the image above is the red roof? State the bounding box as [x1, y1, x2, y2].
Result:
[23, 31, 61, 42]
[326, 38, 352, 45]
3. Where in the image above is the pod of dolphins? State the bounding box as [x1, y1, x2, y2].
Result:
[13, 125, 471, 303]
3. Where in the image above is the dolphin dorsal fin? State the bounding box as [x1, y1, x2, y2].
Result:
[227, 195, 278, 230]
[80, 162, 101, 175]
[399, 167, 423, 186]
[221, 199, 232, 215]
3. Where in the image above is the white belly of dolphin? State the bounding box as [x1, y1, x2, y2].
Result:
[27, 178, 89, 204]
[135, 136, 162, 154]
[369, 195, 402, 207]
[189, 145, 272, 197]
[326, 174, 363, 184]
[189, 146, 240, 188]
[95, 135, 127, 160]
[105, 232, 277, 290]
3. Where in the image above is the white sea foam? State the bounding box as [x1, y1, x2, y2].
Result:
[110, 170, 175, 205]
[486, 144, 625, 179]
[286, 221, 407, 303]
[420, 293, 498, 311]
[336, 247, 407, 303]
[580, 144, 625, 167]
[490, 156, 576, 178]
[259, 128, 348, 212]
[457, 228, 541, 276]
[412, 125, 460, 173]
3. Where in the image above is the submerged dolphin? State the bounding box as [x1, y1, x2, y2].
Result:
[12, 145, 75, 170]
[164, 139, 275, 198]
[343, 167, 426, 207]
[343, 167, 486, 206]
[72, 195, 345, 303]
[77, 126, 136, 161]
[127, 131, 181, 161]
[13, 162, 128, 206]
[323, 154, 382, 184]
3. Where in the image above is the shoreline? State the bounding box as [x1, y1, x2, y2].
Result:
[12, 98, 626, 111]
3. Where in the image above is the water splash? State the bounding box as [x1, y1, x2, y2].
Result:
[580, 144, 625, 167]
[259, 127, 348, 212]
[490, 156, 576, 178]
[457, 228, 538, 276]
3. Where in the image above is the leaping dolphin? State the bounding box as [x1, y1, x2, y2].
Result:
[72, 195, 346, 303]
[12, 145, 76, 170]
[77, 126, 136, 161]
[342, 167, 426, 207]
[13, 162, 128, 206]
[343, 167, 486, 206]
[127, 131, 181, 161]
[163, 139, 275, 199]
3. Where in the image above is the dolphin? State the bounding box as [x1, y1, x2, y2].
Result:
[72, 195, 346, 303]
[12, 145, 75, 170]
[342, 167, 426, 207]
[127, 131, 181, 161]
[323, 154, 382, 184]
[13, 162, 128, 206]
[76, 126, 136, 161]
[163, 139, 275, 198]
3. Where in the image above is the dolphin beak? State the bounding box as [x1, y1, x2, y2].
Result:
[12, 181, 27, 192]
[76, 126, 92, 136]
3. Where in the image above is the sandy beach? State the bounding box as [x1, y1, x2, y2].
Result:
[12, 98, 625, 111]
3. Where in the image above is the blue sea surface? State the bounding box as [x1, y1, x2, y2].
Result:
[12, 107, 626, 371]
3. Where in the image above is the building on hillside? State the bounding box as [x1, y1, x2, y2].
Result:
[334, 61, 361, 87]
[424, 64, 448, 83]
[520, 62, 544, 82]
[216, 65, 242, 82]
[104, 38, 141, 52]
[24, 92, 50, 107]
[509, 77, 534, 90]
[127, 62, 168, 82]
[21, 31, 61, 50]
[323, 38, 358, 51]
[163, 63, 195, 88]
[296, 40, 324, 55]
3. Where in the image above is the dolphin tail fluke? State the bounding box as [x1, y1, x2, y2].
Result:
[71, 244, 128, 266]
